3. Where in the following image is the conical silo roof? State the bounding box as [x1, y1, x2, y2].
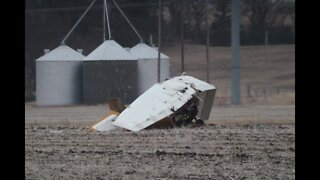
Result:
[130, 43, 169, 60]
[36, 45, 84, 61]
[83, 40, 137, 61]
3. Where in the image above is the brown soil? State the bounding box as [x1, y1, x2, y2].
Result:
[25, 104, 295, 179]
[25, 125, 295, 179]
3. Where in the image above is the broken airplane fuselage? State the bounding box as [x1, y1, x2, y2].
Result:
[92, 75, 216, 132]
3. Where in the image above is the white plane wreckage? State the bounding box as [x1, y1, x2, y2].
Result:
[92, 75, 216, 132]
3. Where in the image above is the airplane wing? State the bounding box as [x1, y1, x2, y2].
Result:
[112, 75, 216, 132]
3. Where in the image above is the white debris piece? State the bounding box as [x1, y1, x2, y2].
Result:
[112, 75, 216, 132]
[92, 113, 118, 132]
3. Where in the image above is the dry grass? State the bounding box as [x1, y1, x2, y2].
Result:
[162, 44, 295, 105]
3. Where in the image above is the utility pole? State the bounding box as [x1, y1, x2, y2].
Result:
[205, 0, 210, 83]
[180, 0, 185, 74]
[231, 0, 240, 105]
[157, 0, 162, 82]
[103, 0, 106, 41]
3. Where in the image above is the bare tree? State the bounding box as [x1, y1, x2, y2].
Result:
[242, 0, 280, 44]
[211, 0, 231, 45]
[185, 0, 207, 43]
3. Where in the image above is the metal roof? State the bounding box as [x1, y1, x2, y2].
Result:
[112, 75, 216, 132]
[36, 45, 85, 61]
[130, 43, 169, 60]
[83, 40, 137, 61]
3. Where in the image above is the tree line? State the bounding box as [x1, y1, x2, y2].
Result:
[25, 0, 295, 101]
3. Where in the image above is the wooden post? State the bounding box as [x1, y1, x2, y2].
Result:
[180, 0, 185, 73]
[231, 0, 240, 105]
[205, 0, 210, 83]
[157, 0, 162, 82]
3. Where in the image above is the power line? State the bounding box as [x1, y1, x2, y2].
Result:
[25, 0, 294, 14]
[25, 0, 177, 13]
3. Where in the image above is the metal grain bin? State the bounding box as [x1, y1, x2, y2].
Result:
[83, 40, 138, 104]
[36, 45, 85, 106]
[129, 43, 170, 95]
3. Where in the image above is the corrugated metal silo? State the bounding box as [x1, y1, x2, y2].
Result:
[129, 43, 171, 95]
[83, 40, 138, 104]
[36, 45, 85, 106]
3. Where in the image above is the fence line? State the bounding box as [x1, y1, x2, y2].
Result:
[214, 85, 295, 105]
[215, 87, 295, 97]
